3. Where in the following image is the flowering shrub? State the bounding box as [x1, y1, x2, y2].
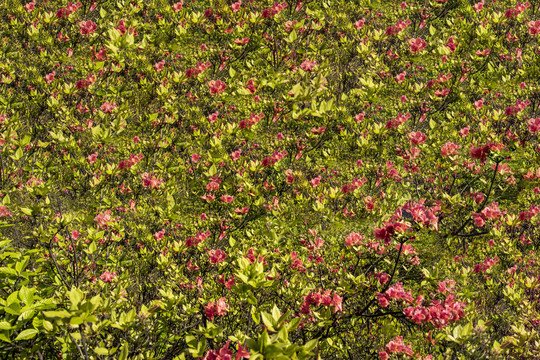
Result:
[0, 0, 539, 359]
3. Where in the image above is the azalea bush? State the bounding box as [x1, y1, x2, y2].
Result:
[0, 0, 539, 359]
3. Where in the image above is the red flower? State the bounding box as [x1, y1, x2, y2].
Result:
[79, 20, 97, 36]
[231, 1, 242, 12]
[409, 37, 426, 53]
[44, 71, 56, 83]
[408, 131, 427, 145]
[100, 271, 116, 283]
[172, 1, 183, 11]
[209, 79, 227, 95]
[470, 144, 490, 162]
[529, 20, 540, 36]
[100, 102, 116, 114]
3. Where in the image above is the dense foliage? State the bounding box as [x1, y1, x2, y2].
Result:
[1, 0, 540, 359]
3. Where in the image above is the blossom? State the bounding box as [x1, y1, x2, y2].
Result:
[528, 118, 540, 133]
[529, 20, 540, 36]
[25, 1, 36, 12]
[94, 210, 113, 228]
[221, 195, 234, 203]
[355, 18, 366, 29]
[231, 1, 242, 12]
[354, 112, 365, 123]
[209, 249, 227, 264]
[395, 71, 406, 83]
[409, 37, 426, 53]
[87, 152, 98, 164]
[208, 79, 227, 95]
[470, 144, 490, 162]
[208, 111, 219, 123]
[44, 71, 56, 83]
[345, 232, 364, 247]
[408, 131, 427, 145]
[473, 0, 484, 11]
[172, 1, 183, 11]
[441, 142, 460, 156]
[79, 20, 97, 36]
[100, 271, 116, 283]
[300, 60, 317, 72]
[154, 60, 165, 71]
[0, 206, 12, 218]
[100, 102, 116, 114]
[205, 298, 229, 321]
[141, 172, 163, 189]
[203, 341, 234, 360]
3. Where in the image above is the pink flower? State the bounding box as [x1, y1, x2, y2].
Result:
[529, 20, 540, 36]
[100, 102, 116, 114]
[216, 297, 229, 315]
[528, 118, 540, 133]
[473, 0, 484, 11]
[94, 210, 113, 227]
[332, 293, 343, 313]
[441, 142, 460, 156]
[472, 213, 485, 227]
[231, 1, 242, 12]
[408, 131, 427, 145]
[409, 37, 427, 53]
[345, 232, 364, 247]
[154, 60, 165, 71]
[79, 20, 97, 36]
[209, 249, 227, 264]
[474, 98, 484, 109]
[377, 293, 390, 307]
[100, 271, 116, 283]
[203, 341, 234, 360]
[25, 1, 36, 12]
[141, 172, 163, 189]
[300, 60, 317, 72]
[44, 71, 56, 83]
[208, 111, 219, 123]
[208, 79, 227, 95]
[395, 71, 406, 83]
[0, 206, 12, 218]
[231, 149, 242, 160]
[355, 112, 365, 123]
[191, 153, 200, 162]
[236, 342, 250, 360]
[87, 152, 98, 164]
[172, 1, 183, 11]
[154, 229, 165, 241]
[470, 144, 490, 162]
[355, 18, 366, 29]
[481, 202, 502, 219]
[459, 125, 470, 137]
[221, 195, 234, 203]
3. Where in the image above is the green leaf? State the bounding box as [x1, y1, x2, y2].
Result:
[69, 288, 84, 309]
[303, 338, 318, 352]
[42, 320, 54, 332]
[95, 347, 110, 355]
[118, 341, 129, 360]
[13, 147, 23, 161]
[287, 30, 297, 43]
[19, 287, 34, 306]
[15, 329, 38, 341]
[0, 321, 11, 330]
[261, 312, 276, 332]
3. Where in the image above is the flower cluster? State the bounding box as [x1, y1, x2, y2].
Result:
[299, 289, 343, 314]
